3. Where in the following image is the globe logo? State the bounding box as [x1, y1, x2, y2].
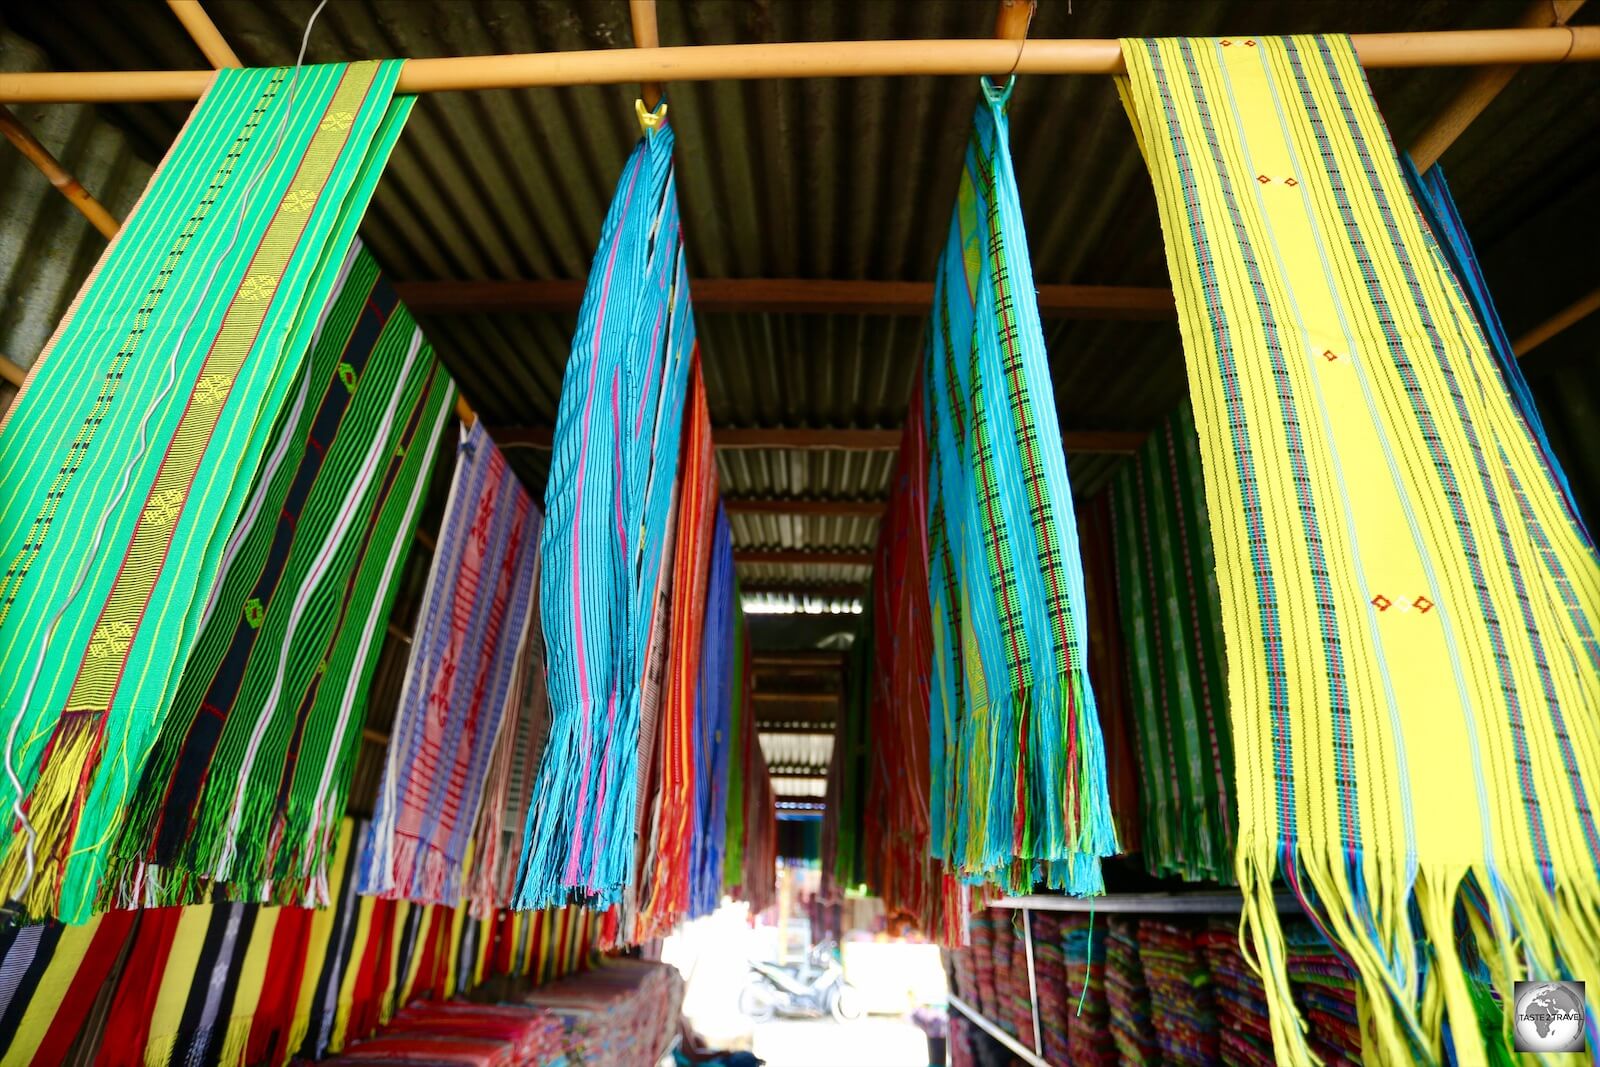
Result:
[1513, 981, 1586, 1054]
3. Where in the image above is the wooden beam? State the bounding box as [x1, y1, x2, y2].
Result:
[493, 424, 1145, 454]
[392, 277, 1175, 319]
[753, 651, 846, 668]
[755, 694, 844, 710]
[1512, 283, 1600, 357]
[741, 583, 866, 601]
[756, 722, 838, 736]
[716, 428, 899, 451]
[0, 357, 25, 388]
[628, 0, 663, 109]
[0, 106, 121, 239]
[11, 29, 1599, 103]
[725, 497, 885, 518]
[1409, 0, 1586, 170]
[734, 548, 873, 567]
[166, 0, 242, 68]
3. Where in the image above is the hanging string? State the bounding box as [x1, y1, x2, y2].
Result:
[1076, 897, 1095, 1017]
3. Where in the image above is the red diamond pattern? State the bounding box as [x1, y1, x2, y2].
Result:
[1371, 594, 1391, 611]
[1221, 39, 1233, 46]
[1322, 350, 1338, 362]
[1245, 39, 1257, 46]
[1257, 174, 1271, 184]
[1413, 596, 1434, 614]
[1285, 177, 1298, 187]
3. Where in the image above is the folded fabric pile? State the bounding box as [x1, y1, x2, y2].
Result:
[1060, 916, 1114, 1066]
[1105, 919, 1160, 1067]
[519, 957, 684, 1065]
[1031, 914, 1069, 1063]
[1284, 923, 1362, 1067]
[968, 910, 999, 1021]
[987, 911, 1021, 1043]
[1138, 920, 1218, 1065]
[1198, 921, 1275, 1067]
[326, 1003, 568, 1067]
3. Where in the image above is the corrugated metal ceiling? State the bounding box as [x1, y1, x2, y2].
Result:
[2, 0, 1596, 586]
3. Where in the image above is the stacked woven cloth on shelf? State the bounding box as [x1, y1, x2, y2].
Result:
[361, 421, 541, 911]
[323, 1003, 567, 1067]
[1031, 913, 1069, 1063]
[518, 101, 698, 912]
[1105, 400, 1235, 885]
[1138, 920, 1219, 1065]
[109, 242, 454, 912]
[1199, 920, 1277, 1067]
[1061, 915, 1115, 1066]
[519, 956, 684, 1065]
[1284, 923, 1362, 1067]
[0, 61, 412, 923]
[1121, 34, 1600, 1064]
[1105, 918, 1160, 1067]
[925, 79, 1116, 902]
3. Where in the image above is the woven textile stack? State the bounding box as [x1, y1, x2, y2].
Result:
[325, 1003, 568, 1067]
[1198, 920, 1275, 1067]
[1060, 916, 1115, 1066]
[1031, 914, 1069, 1063]
[1284, 924, 1362, 1067]
[1138, 920, 1219, 1065]
[1105, 919, 1160, 1067]
[520, 957, 684, 1065]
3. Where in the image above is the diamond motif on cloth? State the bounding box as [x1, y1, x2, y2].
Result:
[281, 187, 317, 213]
[319, 110, 354, 133]
[239, 274, 277, 302]
[1371, 594, 1391, 611]
[1257, 174, 1271, 184]
[1322, 350, 1338, 362]
[88, 621, 134, 660]
[1413, 596, 1434, 614]
[195, 373, 232, 406]
[142, 487, 185, 530]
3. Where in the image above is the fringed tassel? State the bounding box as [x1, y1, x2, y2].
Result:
[0, 713, 103, 918]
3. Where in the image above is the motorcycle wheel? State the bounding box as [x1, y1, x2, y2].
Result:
[828, 983, 864, 1023]
[739, 980, 778, 1024]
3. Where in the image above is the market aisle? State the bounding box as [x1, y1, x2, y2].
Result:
[752, 1019, 928, 1067]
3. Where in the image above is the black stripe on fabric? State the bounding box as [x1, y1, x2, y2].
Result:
[0, 921, 64, 1052]
[152, 276, 384, 864]
[302, 831, 363, 1060]
[195, 904, 259, 1066]
[172, 902, 241, 1060]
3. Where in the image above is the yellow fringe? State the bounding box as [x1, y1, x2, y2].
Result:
[0, 715, 100, 918]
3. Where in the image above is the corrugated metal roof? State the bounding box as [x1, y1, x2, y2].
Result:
[3, 0, 1596, 599]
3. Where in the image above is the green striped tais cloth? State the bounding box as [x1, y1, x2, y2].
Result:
[106, 243, 454, 909]
[0, 63, 409, 921]
[1106, 400, 1237, 884]
[925, 79, 1117, 901]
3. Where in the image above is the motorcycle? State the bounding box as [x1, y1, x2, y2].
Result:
[738, 940, 863, 1024]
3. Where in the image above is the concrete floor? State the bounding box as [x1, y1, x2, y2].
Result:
[751, 1018, 930, 1067]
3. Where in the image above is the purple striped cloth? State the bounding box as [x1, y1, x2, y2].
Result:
[360, 422, 541, 905]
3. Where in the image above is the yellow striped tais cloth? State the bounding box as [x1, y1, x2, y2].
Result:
[1119, 34, 1600, 1065]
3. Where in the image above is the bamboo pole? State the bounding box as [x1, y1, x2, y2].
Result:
[4, 27, 1599, 103]
[1512, 283, 1600, 357]
[1409, 0, 1585, 170]
[166, 0, 243, 68]
[629, 0, 663, 109]
[991, 0, 1036, 85]
[0, 106, 122, 238]
[0, 357, 26, 388]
